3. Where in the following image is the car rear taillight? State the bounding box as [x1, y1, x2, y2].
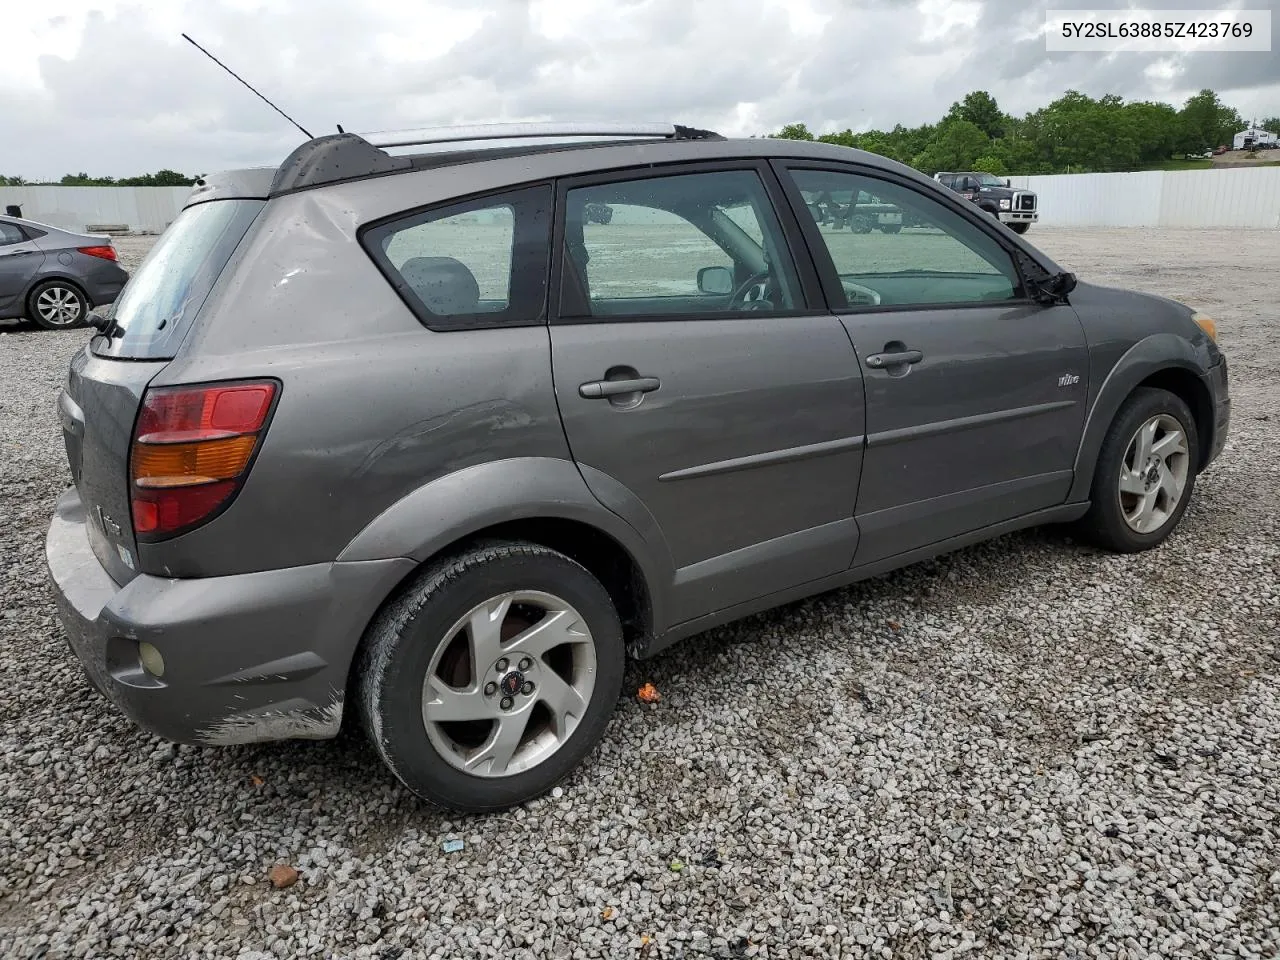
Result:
[77, 245, 118, 261]
[129, 380, 278, 539]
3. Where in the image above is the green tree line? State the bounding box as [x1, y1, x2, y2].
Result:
[0, 169, 199, 187]
[774, 89, 1278, 176]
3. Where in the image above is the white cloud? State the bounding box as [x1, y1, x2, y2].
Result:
[2, 0, 1277, 179]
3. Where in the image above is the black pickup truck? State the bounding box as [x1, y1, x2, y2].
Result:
[934, 172, 1038, 234]
[804, 188, 904, 233]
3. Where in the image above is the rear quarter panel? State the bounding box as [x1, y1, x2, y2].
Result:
[61, 249, 129, 305]
[141, 187, 572, 577]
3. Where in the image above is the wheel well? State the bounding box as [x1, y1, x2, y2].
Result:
[26, 275, 88, 308]
[1137, 368, 1213, 470]
[442, 518, 654, 658]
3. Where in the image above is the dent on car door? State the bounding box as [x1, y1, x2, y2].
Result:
[775, 162, 1089, 567]
[0, 222, 43, 312]
[548, 162, 866, 626]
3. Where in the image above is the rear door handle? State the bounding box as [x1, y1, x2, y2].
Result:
[864, 349, 923, 369]
[579, 377, 661, 399]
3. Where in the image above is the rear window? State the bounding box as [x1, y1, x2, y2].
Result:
[93, 199, 264, 359]
[360, 184, 552, 331]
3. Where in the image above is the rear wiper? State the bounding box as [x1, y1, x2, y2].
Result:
[87, 311, 120, 339]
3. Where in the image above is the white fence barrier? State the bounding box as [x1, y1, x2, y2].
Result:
[3, 167, 1280, 234]
[0, 186, 192, 234]
[1009, 167, 1280, 228]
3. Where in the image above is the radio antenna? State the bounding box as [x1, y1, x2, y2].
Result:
[181, 33, 313, 139]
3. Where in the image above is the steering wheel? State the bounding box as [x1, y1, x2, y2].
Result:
[843, 280, 882, 307]
[729, 270, 774, 311]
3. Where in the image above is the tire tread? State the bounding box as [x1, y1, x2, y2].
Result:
[355, 539, 621, 811]
[1076, 387, 1198, 553]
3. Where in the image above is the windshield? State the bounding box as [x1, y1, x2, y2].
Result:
[93, 199, 264, 359]
[974, 173, 1005, 186]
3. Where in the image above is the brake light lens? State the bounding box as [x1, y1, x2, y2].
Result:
[77, 245, 118, 261]
[130, 381, 278, 539]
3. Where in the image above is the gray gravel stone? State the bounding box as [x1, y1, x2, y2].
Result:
[0, 229, 1278, 959]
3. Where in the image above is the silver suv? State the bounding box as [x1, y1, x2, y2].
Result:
[47, 122, 1230, 811]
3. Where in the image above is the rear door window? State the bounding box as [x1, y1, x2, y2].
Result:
[94, 199, 264, 359]
[361, 185, 552, 331]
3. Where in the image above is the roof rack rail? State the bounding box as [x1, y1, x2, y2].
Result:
[269, 123, 725, 196]
[358, 121, 721, 149]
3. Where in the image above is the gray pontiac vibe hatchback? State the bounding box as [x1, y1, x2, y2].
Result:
[46, 122, 1230, 811]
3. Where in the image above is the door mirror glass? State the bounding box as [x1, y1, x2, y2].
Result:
[697, 265, 733, 295]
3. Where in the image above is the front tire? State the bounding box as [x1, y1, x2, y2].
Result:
[28, 280, 89, 330]
[1077, 388, 1198, 553]
[1009, 222, 1030, 235]
[357, 541, 625, 811]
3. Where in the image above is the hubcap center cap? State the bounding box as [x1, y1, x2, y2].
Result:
[499, 670, 525, 697]
[1144, 459, 1161, 488]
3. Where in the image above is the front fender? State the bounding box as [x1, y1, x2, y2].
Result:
[1068, 333, 1211, 503]
[336, 456, 674, 630]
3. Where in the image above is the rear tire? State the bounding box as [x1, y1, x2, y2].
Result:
[28, 280, 89, 330]
[356, 541, 625, 812]
[880, 224, 902, 234]
[1077, 388, 1198, 553]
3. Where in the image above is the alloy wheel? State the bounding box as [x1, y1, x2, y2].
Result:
[35, 286, 83, 326]
[1118, 414, 1190, 533]
[422, 590, 597, 778]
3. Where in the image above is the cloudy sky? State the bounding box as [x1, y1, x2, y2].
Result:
[3, 0, 1277, 179]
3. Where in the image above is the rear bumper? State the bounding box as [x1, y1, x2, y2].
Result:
[46, 487, 413, 746]
[82, 261, 129, 307]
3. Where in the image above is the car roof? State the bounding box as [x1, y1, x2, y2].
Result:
[185, 125, 937, 208]
[0, 213, 96, 238]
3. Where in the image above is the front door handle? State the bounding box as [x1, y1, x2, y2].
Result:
[579, 377, 661, 399]
[865, 349, 923, 369]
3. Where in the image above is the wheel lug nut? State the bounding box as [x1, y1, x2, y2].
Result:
[521, 681, 534, 695]
[496, 658, 509, 672]
[484, 682, 497, 696]
[518, 657, 532, 671]
[500, 696, 514, 711]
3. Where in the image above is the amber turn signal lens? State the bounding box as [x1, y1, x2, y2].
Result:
[131, 435, 258, 488]
[1193, 312, 1217, 340]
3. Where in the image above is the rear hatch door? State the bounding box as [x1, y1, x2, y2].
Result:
[59, 197, 265, 584]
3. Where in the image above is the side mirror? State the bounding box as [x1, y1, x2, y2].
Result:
[1034, 271, 1077, 305]
[1004, 178, 1011, 188]
[1051, 272, 1078, 297]
[697, 265, 733, 296]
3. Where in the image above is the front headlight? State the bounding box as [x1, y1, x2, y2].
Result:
[999, 199, 1011, 210]
[1192, 311, 1217, 340]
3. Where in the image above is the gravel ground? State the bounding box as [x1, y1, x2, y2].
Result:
[1, 228, 1278, 959]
